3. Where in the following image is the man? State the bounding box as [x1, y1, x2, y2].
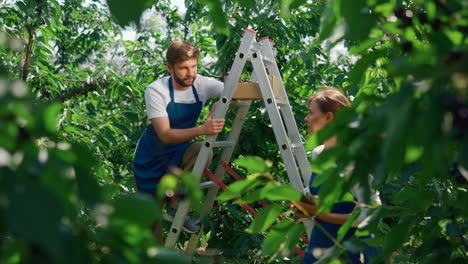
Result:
[133, 41, 225, 240]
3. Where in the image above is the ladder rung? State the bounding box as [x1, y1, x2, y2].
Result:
[291, 144, 304, 152]
[212, 141, 235, 148]
[291, 142, 303, 151]
[278, 142, 303, 151]
[262, 57, 274, 64]
[231, 99, 252, 106]
[277, 99, 288, 106]
[200, 181, 216, 189]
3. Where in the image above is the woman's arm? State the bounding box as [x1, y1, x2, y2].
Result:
[315, 212, 350, 225]
[292, 199, 350, 225]
[317, 187, 381, 226]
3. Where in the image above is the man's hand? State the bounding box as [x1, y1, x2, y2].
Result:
[208, 102, 218, 119]
[200, 102, 225, 135]
[201, 118, 225, 135]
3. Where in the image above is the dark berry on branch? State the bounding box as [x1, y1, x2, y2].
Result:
[401, 41, 413, 53]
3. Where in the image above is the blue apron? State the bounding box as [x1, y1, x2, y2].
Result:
[133, 77, 202, 195]
[303, 172, 362, 264]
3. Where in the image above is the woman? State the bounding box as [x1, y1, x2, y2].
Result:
[295, 87, 370, 263]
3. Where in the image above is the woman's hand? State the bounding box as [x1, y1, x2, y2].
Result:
[291, 199, 318, 218]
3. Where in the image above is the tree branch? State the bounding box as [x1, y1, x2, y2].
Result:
[49, 80, 109, 102]
[20, 24, 34, 81]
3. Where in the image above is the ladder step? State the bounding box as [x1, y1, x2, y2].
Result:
[291, 142, 304, 152]
[262, 57, 274, 64]
[231, 99, 252, 106]
[279, 142, 303, 152]
[200, 181, 217, 189]
[290, 142, 301, 149]
[277, 99, 288, 106]
[212, 141, 236, 148]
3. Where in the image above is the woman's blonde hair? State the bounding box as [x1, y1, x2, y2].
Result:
[166, 41, 199, 65]
[308, 87, 351, 113]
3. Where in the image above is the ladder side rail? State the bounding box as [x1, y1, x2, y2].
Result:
[259, 39, 312, 189]
[259, 39, 315, 239]
[163, 199, 191, 247]
[164, 30, 257, 248]
[213, 31, 257, 120]
[201, 100, 252, 218]
[250, 50, 305, 191]
[185, 100, 252, 258]
[192, 30, 257, 179]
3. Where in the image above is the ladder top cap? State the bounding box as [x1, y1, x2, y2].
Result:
[259, 37, 274, 43]
[243, 28, 257, 34]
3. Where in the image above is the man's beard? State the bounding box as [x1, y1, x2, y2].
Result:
[173, 72, 196, 87]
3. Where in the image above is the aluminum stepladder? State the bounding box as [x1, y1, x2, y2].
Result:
[164, 29, 313, 258]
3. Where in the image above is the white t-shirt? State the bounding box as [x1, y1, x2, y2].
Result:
[145, 75, 224, 122]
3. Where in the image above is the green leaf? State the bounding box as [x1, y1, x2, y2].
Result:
[290, 0, 307, 10]
[394, 189, 433, 211]
[107, 0, 153, 27]
[340, 0, 377, 42]
[73, 144, 102, 206]
[262, 220, 292, 255]
[217, 179, 262, 201]
[305, 132, 320, 151]
[382, 218, 415, 256]
[112, 193, 160, 226]
[157, 174, 178, 199]
[236, 0, 255, 9]
[181, 171, 204, 212]
[317, 169, 345, 213]
[233, 182, 276, 204]
[152, 248, 190, 264]
[7, 182, 64, 259]
[246, 204, 283, 233]
[337, 208, 359, 242]
[461, 135, 468, 169]
[374, 2, 396, 17]
[382, 89, 414, 174]
[343, 236, 367, 254]
[318, 4, 338, 42]
[446, 221, 461, 237]
[233, 182, 302, 204]
[349, 49, 386, 85]
[234, 156, 269, 173]
[278, 0, 292, 19]
[425, 2, 437, 20]
[201, 0, 229, 35]
[282, 220, 305, 252]
[405, 145, 424, 163]
[123, 111, 139, 122]
[264, 184, 302, 201]
[16, 1, 27, 12]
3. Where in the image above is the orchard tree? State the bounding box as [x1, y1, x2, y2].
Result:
[0, 0, 467, 263]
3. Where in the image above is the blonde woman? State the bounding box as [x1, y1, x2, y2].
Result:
[296, 87, 373, 263]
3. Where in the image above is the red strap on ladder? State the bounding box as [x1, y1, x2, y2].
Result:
[220, 161, 310, 245]
[204, 168, 257, 216]
[220, 161, 270, 207]
[204, 166, 307, 258]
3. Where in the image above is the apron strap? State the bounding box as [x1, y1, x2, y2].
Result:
[168, 76, 201, 103]
[191, 84, 200, 102]
[169, 77, 175, 102]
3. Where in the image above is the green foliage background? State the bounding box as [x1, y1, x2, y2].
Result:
[0, 0, 466, 263]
